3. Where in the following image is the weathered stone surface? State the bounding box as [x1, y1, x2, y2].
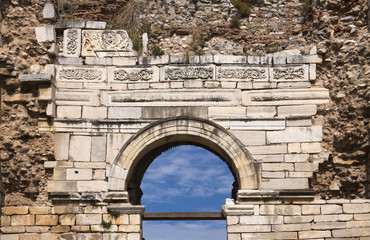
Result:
[262, 178, 308, 189]
[301, 142, 321, 153]
[63, 29, 81, 58]
[47, 181, 77, 192]
[260, 205, 301, 215]
[242, 89, 330, 106]
[209, 107, 246, 118]
[241, 232, 297, 239]
[298, 230, 331, 239]
[58, 57, 84, 65]
[82, 30, 133, 57]
[101, 89, 241, 106]
[224, 119, 285, 131]
[76, 181, 108, 192]
[76, 214, 102, 225]
[108, 107, 142, 119]
[230, 131, 266, 146]
[302, 205, 320, 215]
[343, 204, 370, 213]
[2, 207, 29, 215]
[29, 207, 50, 215]
[228, 225, 271, 233]
[86, 21, 107, 29]
[214, 55, 246, 64]
[142, 106, 207, 119]
[285, 154, 309, 162]
[57, 106, 82, 119]
[272, 223, 310, 231]
[54, 133, 70, 161]
[91, 136, 107, 162]
[162, 65, 215, 81]
[66, 169, 93, 180]
[86, 57, 113, 66]
[60, 214, 76, 225]
[112, 57, 137, 66]
[35, 25, 56, 43]
[109, 66, 159, 82]
[1, 226, 25, 233]
[11, 215, 34, 225]
[267, 127, 322, 143]
[103, 233, 128, 240]
[246, 106, 276, 118]
[332, 228, 370, 237]
[321, 204, 343, 214]
[277, 105, 317, 117]
[239, 215, 283, 225]
[270, 65, 308, 81]
[82, 107, 107, 119]
[19, 74, 52, 83]
[248, 145, 287, 155]
[69, 136, 92, 161]
[217, 66, 268, 81]
[35, 215, 58, 225]
[284, 216, 314, 223]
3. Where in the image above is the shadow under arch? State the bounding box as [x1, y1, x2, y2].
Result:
[110, 117, 260, 204]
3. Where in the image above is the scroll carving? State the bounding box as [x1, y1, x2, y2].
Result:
[273, 67, 305, 80]
[66, 29, 79, 55]
[59, 69, 102, 81]
[217, 68, 267, 80]
[165, 67, 213, 80]
[114, 69, 153, 81]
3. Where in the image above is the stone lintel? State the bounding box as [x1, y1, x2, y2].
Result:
[19, 73, 53, 83]
[108, 205, 145, 215]
[237, 189, 315, 202]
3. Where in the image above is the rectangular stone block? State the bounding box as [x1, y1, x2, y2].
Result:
[273, 56, 286, 64]
[277, 82, 311, 89]
[35, 25, 56, 43]
[162, 65, 214, 81]
[248, 145, 287, 155]
[284, 216, 314, 223]
[56, 90, 99, 106]
[76, 214, 102, 225]
[29, 207, 50, 215]
[11, 215, 34, 226]
[91, 136, 107, 162]
[267, 127, 322, 144]
[230, 131, 266, 146]
[118, 224, 141, 232]
[101, 89, 241, 107]
[86, 21, 107, 29]
[56, 66, 107, 82]
[271, 65, 309, 82]
[311, 221, 346, 229]
[112, 57, 137, 66]
[228, 225, 271, 233]
[298, 231, 331, 239]
[216, 66, 268, 81]
[260, 205, 301, 216]
[239, 215, 283, 225]
[253, 154, 284, 162]
[220, 81, 237, 88]
[138, 55, 169, 65]
[1, 215, 11, 226]
[214, 55, 246, 64]
[77, 181, 108, 192]
[301, 142, 322, 153]
[332, 228, 370, 237]
[227, 119, 285, 131]
[82, 107, 107, 119]
[63, 29, 81, 58]
[69, 136, 91, 161]
[246, 106, 276, 118]
[209, 107, 246, 118]
[286, 55, 321, 64]
[47, 181, 77, 192]
[52, 206, 80, 214]
[248, 56, 260, 64]
[343, 204, 370, 213]
[286, 119, 312, 127]
[2, 207, 29, 215]
[106, 134, 132, 164]
[294, 162, 318, 172]
[108, 107, 142, 119]
[1, 234, 20, 240]
[1, 226, 25, 233]
[302, 205, 320, 215]
[285, 154, 309, 162]
[314, 214, 338, 222]
[288, 172, 313, 178]
[272, 223, 310, 232]
[35, 215, 58, 225]
[262, 171, 285, 178]
[309, 64, 316, 80]
[40, 233, 58, 240]
[242, 88, 330, 106]
[103, 233, 128, 240]
[57, 57, 84, 65]
[184, 80, 203, 88]
[277, 105, 317, 117]
[60, 214, 76, 225]
[241, 232, 297, 239]
[142, 106, 207, 119]
[57, 106, 82, 119]
[237, 82, 253, 89]
[321, 204, 343, 214]
[262, 178, 308, 190]
[66, 168, 93, 180]
[85, 57, 112, 66]
[262, 163, 294, 171]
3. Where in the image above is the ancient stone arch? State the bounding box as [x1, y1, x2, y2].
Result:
[109, 117, 260, 204]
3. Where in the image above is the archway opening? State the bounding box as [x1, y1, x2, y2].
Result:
[141, 145, 233, 240]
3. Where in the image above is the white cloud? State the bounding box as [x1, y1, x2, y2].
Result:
[143, 221, 227, 240]
[141, 146, 234, 204]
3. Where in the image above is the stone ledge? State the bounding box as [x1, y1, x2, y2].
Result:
[237, 189, 315, 202]
[19, 73, 53, 83]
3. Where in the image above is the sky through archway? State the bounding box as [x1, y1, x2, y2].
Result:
[141, 145, 234, 240]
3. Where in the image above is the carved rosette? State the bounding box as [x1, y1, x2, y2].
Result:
[114, 69, 153, 81]
[272, 67, 305, 80]
[217, 68, 267, 80]
[58, 69, 103, 81]
[82, 30, 133, 56]
[165, 67, 214, 80]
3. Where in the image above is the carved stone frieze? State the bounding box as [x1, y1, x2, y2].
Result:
[63, 28, 81, 58]
[217, 67, 267, 81]
[82, 30, 134, 57]
[114, 69, 153, 81]
[271, 65, 308, 81]
[57, 67, 105, 82]
[164, 66, 214, 80]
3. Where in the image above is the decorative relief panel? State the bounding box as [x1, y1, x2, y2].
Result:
[108, 67, 159, 82]
[82, 30, 134, 57]
[270, 65, 308, 81]
[163, 66, 214, 81]
[63, 28, 81, 58]
[217, 66, 268, 81]
[56, 67, 106, 82]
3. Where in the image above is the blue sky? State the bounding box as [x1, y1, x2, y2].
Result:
[141, 145, 234, 240]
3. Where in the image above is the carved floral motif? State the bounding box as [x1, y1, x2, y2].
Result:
[114, 69, 153, 81]
[217, 68, 266, 80]
[59, 69, 102, 81]
[165, 67, 213, 80]
[66, 29, 79, 55]
[273, 67, 305, 80]
[82, 30, 133, 54]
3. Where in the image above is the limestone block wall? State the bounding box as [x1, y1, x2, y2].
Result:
[224, 199, 370, 239]
[1, 205, 143, 240]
